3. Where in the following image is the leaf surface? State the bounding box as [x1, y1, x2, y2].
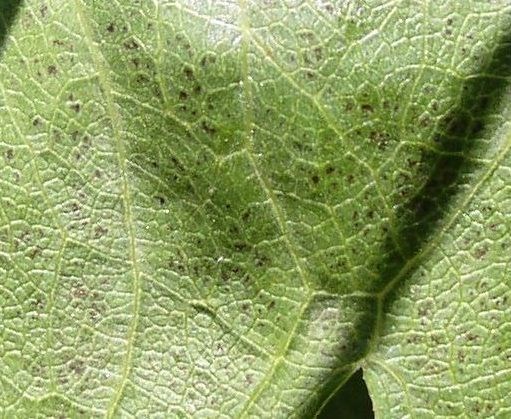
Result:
[0, 1, 510, 417]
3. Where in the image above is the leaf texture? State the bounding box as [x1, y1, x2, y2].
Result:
[0, 1, 510, 417]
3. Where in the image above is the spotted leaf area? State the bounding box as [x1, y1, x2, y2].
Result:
[0, 1, 510, 418]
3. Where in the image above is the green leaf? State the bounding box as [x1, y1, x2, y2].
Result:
[0, 1, 510, 417]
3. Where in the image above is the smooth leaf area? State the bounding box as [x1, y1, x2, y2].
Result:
[1, 1, 510, 417]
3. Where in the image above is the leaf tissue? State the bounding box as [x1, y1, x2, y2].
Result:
[1, 1, 510, 417]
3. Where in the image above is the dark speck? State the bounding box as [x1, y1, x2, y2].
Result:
[325, 165, 335, 175]
[107, 22, 115, 33]
[183, 66, 195, 81]
[124, 39, 139, 50]
[361, 104, 373, 113]
[69, 102, 81, 113]
[47, 65, 58, 75]
[201, 121, 216, 135]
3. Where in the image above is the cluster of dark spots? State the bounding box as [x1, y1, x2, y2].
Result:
[369, 130, 391, 150]
[93, 225, 108, 239]
[174, 33, 193, 56]
[311, 174, 320, 184]
[361, 103, 373, 113]
[346, 174, 355, 183]
[292, 140, 313, 153]
[345, 100, 355, 111]
[324, 165, 335, 175]
[418, 114, 431, 127]
[268, 300, 276, 309]
[5, 148, 14, 160]
[52, 39, 65, 47]
[135, 74, 150, 84]
[69, 359, 85, 375]
[154, 195, 166, 205]
[233, 241, 250, 252]
[179, 90, 188, 100]
[473, 245, 488, 259]
[32, 116, 43, 127]
[169, 260, 186, 275]
[444, 17, 454, 36]
[124, 39, 139, 50]
[241, 207, 252, 222]
[200, 54, 216, 68]
[313, 46, 323, 61]
[40, 4, 48, 17]
[72, 285, 88, 299]
[69, 102, 81, 113]
[47, 64, 58, 75]
[68, 201, 82, 218]
[254, 251, 270, 267]
[106, 22, 115, 33]
[71, 130, 81, 142]
[183, 66, 195, 81]
[305, 70, 316, 80]
[201, 120, 216, 135]
[170, 155, 184, 172]
[81, 134, 92, 150]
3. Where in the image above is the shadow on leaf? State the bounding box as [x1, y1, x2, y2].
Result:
[314, 21, 511, 419]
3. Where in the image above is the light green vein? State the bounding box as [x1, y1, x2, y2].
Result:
[72, 1, 142, 417]
[236, 1, 314, 416]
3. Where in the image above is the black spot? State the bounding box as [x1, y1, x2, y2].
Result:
[106, 22, 115, 33]
[5, 149, 14, 160]
[32, 116, 42, 127]
[155, 195, 166, 205]
[179, 90, 188, 100]
[311, 174, 320, 184]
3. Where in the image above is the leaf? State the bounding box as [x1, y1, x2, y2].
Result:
[0, 1, 510, 417]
